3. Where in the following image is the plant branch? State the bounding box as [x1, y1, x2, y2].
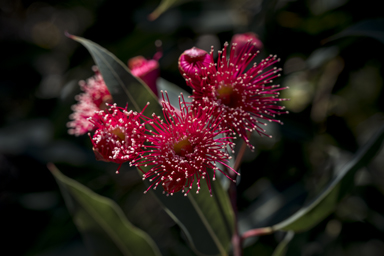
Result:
[229, 140, 248, 256]
[241, 227, 274, 241]
[233, 140, 248, 175]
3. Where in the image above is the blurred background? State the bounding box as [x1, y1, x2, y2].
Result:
[1, 0, 384, 255]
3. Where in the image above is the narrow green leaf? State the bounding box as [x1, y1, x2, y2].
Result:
[148, 0, 189, 21]
[69, 36, 234, 255]
[67, 33, 163, 118]
[272, 124, 384, 232]
[48, 164, 161, 256]
[271, 231, 294, 256]
[144, 171, 234, 256]
[157, 77, 191, 108]
[323, 18, 384, 44]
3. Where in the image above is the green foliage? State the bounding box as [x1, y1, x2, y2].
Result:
[271, 232, 294, 256]
[148, 0, 188, 20]
[325, 18, 384, 44]
[49, 164, 161, 256]
[272, 124, 384, 232]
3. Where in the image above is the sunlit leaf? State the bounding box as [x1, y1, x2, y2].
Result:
[148, 0, 189, 21]
[48, 164, 161, 256]
[271, 231, 294, 256]
[272, 124, 384, 232]
[69, 36, 234, 255]
[324, 18, 384, 44]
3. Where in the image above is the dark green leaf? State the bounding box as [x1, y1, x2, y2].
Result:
[271, 231, 294, 256]
[67, 33, 162, 118]
[272, 124, 384, 232]
[157, 77, 191, 108]
[148, 0, 189, 21]
[48, 164, 161, 256]
[324, 18, 384, 44]
[143, 170, 234, 256]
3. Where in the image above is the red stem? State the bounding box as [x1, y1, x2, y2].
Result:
[241, 227, 273, 241]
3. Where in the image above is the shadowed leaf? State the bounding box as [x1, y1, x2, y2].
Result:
[272, 124, 384, 232]
[157, 77, 191, 107]
[48, 164, 161, 256]
[148, 0, 189, 21]
[271, 231, 294, 256]
[324, 18, 384, 44]
[143, 170, 234, 256]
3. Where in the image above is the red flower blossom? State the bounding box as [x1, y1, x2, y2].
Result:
[67, 67, 112, 136]
[89, 103, 148, 172]
[134, 93, 238, 196]
[180, 42, 288, 150]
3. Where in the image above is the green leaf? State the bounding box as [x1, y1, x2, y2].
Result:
[148, 0, 189, 21]
[324, 18, 384, 44]
[48, 164, 161, 256]
[272, 124, 384, 232]
[69, 36, 234, 255]
[157, 77, 191, 107]
[143, 170, 234, 256]
[271, 231, 294, 256]
[67, 33, 162, 118]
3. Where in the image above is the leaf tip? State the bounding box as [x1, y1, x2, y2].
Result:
[148, 13, 158, 21]
[64, 31, 74, 39]
[47, 162, 58, 173]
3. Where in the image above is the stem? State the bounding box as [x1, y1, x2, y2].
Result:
[229, 140, 247, 256]
[229, 180, 241, 256]
[233, 141, 248, 175]
[241, 227, 273, 241]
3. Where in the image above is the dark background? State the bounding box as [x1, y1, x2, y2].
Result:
[1, 0, 384, 255]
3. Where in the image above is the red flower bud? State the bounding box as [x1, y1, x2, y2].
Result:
[128, 56, 160, 96]
[231, 32, 263, 58]
[178, 47, 212, 79]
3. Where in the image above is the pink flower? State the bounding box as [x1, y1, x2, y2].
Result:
[67, 67, 112, 136]
[128, 52, 161, 96]
[134, 93, 238, 196]
[231, 32, 263, 57]
[180, 42, 288, 150]
[88, 103, 148, 172]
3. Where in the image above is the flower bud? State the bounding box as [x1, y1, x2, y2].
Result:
[128, 56, 160, 96]
[178, 47, 211, 78]
[231, 32, 263, 57]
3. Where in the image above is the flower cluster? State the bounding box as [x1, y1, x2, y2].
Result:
[68, 34, 287, 196]
[179, 38, 288, 150]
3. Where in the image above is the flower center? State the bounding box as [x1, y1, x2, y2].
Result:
[215, 84, 236, 107]
[111, 127, 125, 141]
[173, 138, 193, 157]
